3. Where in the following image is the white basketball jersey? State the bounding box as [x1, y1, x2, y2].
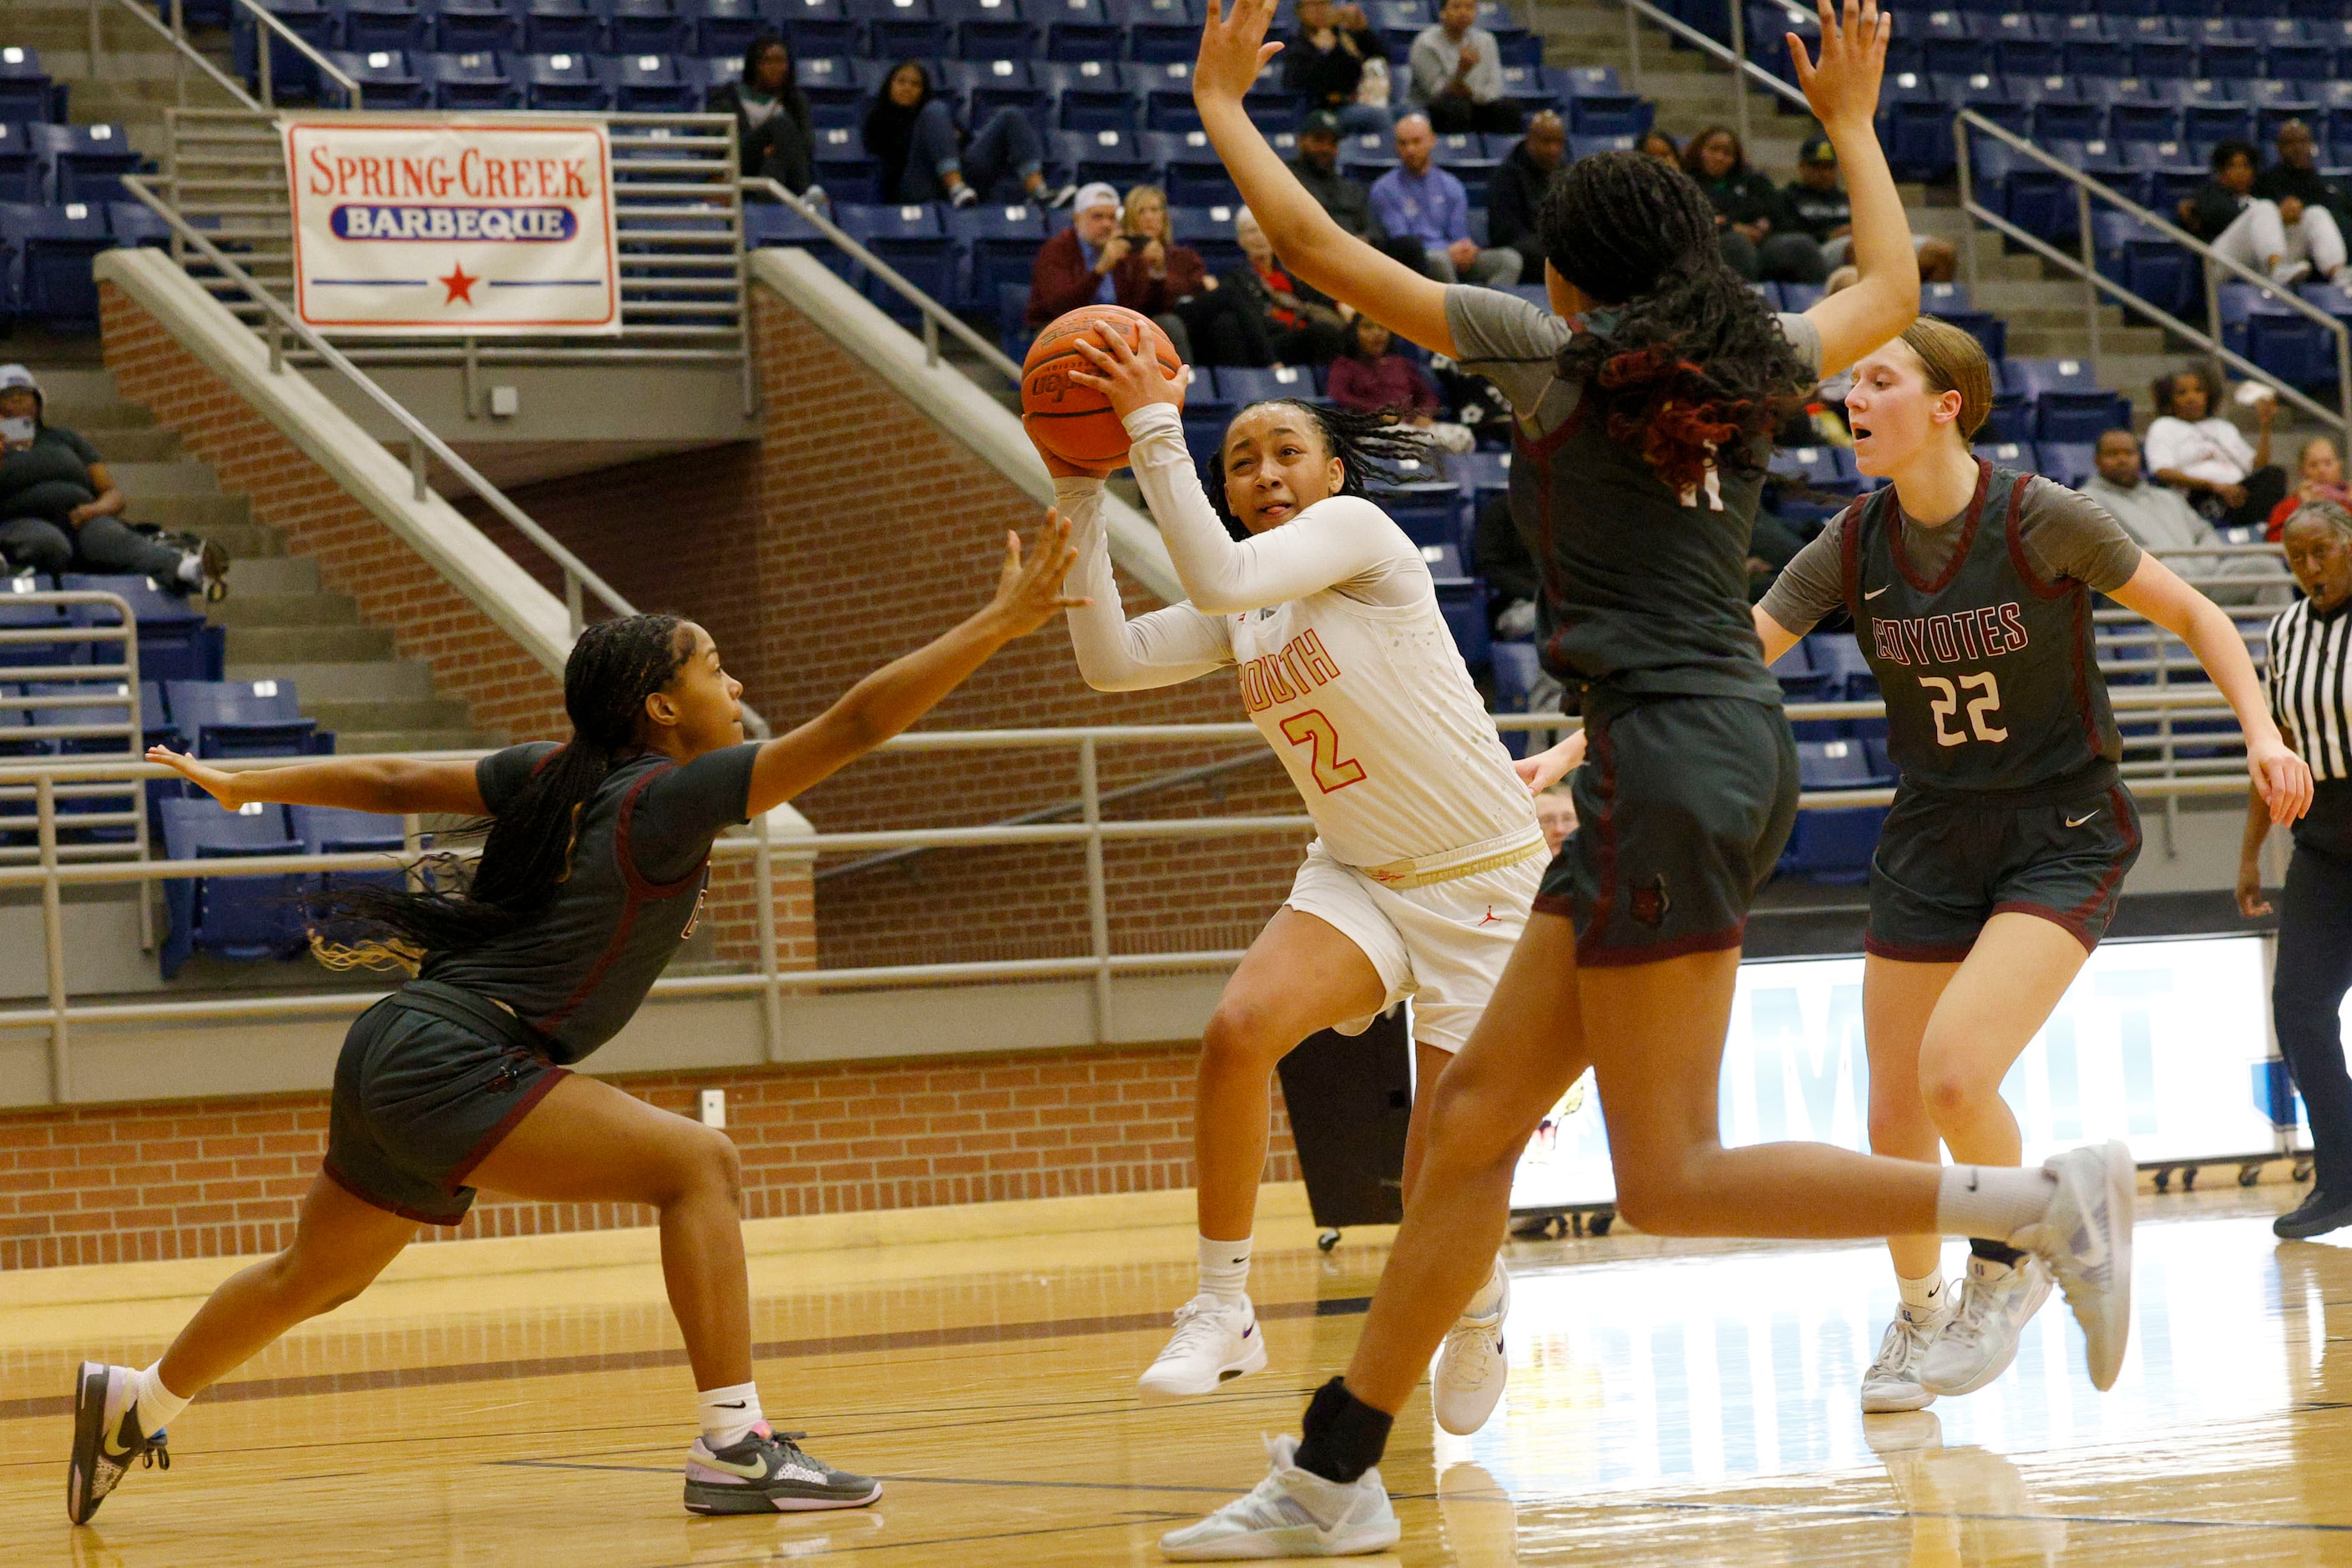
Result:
[1229, 576, 1538, 869]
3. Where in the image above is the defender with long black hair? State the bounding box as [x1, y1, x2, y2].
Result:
[1033, 366, 1545, 1435]
[1165, 1, 2143, 1557]
[66, 523, 1082, 1527]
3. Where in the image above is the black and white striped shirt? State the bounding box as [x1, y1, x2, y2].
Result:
[2267, 597, 2352, 781]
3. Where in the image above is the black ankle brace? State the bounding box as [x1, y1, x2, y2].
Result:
[1292, 1377, 1393, 1485]
[1970, 1237, 2026, 1268]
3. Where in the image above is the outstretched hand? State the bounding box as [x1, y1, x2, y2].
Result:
[1788, 0, 1891, 134]
[1195, 0, 1284, 109]
[1068, 323, 1184, 422]
[147, 745, 244, 810]
[984, 511, 1090, 637]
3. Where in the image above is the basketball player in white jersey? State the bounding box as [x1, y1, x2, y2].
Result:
[1027, 323, 1544, 1437]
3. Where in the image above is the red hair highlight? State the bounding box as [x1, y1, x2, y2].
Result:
[1596, 346, 1754, 498]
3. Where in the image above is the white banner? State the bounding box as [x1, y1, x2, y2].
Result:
[282, 119, 620, 335]
[1507, 933, 2304, 1212]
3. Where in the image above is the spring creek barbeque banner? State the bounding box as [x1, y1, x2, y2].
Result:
[283, 119, 620, 334]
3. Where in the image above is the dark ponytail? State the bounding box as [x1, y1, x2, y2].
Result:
[310, 615, 692, 968]
[1206, 400, 1443, 534]
[1540, 151, 1812, 498]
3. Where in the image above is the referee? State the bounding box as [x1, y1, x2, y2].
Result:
[2239, 498, 2352, 1239]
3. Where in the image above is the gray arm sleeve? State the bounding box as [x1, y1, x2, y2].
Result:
[2016, 477, 2144, 594]
[1756, 512, 1850, 637]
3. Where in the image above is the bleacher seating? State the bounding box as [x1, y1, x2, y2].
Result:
[157, 798, 309, 976]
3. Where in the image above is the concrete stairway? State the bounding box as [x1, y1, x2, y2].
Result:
[24, 342, 495, 754]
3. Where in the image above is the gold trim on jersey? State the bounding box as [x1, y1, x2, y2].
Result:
[1352, 822, 1549, 890]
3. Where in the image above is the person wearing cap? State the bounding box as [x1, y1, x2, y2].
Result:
[1407, 0, 1522, 136]
[1487, 109, 1565, 286]
[1783, 133, 1958, 281]
[0, 366, 224, 599]
[1369, 113, 1521, 286]
[1024, 185, 1204, 360]
[1282, 0, 1389, 137]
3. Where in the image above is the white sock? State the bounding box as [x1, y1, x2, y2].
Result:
[1897, 1269, 1947, 1316]
[1198, 1234, 1252, 1305]
[131, 1362, 190, 1433]
[1462, 1256, 1506, 1320]
[696, 1381, 765, 1449]
[1935, 1166, 2056, 1245]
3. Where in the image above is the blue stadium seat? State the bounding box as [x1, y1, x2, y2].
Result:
[2220, 282, 2336, 388]
[2039, 441, 2097, 489]
[1216, 363, 1323, 409]
[157, 799, 307, 977]
[422, 49, 517, 108]
[1, 204, 109, 331]
[1805, 633, 1878, 701]
[2127, 24, 2194, 81]
[1970, 134, 2074, 242]
[522, 0, 607, 54]
[2007, 357, 2132, 444]
[684, 0, 762, 53]
[809, 124, 872, 199]
[0, 126, 41, 205]
[1435, 575, 1490, 670]
[522, 51, 609, 108]
[164, 678, 324, 759]
[1111, 0, 1199, 64]
[773, 0, 857, 52]
[610, 0, 689, 52]
[2107, 89, 2183, 147]
[1140, 129, 1230, 205]
[2121, 137, 2203, 214]
[321, 49, 432, 109]
[833, 202, 956, 321]
[2194, 38, 2263, 82]
[234, 0, 338, 99]
[946, 200, 1047, 311]
[346, 0, 433, 52]
[605, 53, 694, 109]
[1778, 738, 1887, 883]
[0, 47, 58, 126]
[430, 0, 523, 53]
[852, 0, 951, 55]
[1973, 438, 2039, 473]
[2093, 209, 2196, 317]
[288, 803, 409, 913]
[0, 579, 71, 671]
[941, 58, 1044, 120]
[1136, 59, 1203, 132]
[1172, 200, 1242, 274]
[107, 200, 171, 249]
[63, 573, 223, 684]
[1767, 633, 1828, 697]
[30, 124, 142, 206]
[1044, 59, 1137, 134]
[2249, 83, 2323, 145]
[1041, 0, 1120, 59]
[939, 0, 1036, 55]
[2266, 35, 2334, 83]
[1049, 127, 1153, 188]
[1878, 72, 1958, 181]
[1566, 133, 1636, 164]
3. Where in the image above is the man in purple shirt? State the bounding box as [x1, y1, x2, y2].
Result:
[1366, 113, 1521, 286]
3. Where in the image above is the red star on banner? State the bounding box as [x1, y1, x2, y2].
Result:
[438, 262, 478, 306]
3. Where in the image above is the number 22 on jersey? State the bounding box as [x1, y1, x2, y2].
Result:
[1920, 670, 2010, 746]
[1279, 710, 1368, 793]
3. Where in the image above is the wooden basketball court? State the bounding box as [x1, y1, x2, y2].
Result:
[2, 1183, 2345, 1565]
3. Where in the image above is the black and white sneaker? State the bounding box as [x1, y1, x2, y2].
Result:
[67, 1362, 169, 1525]
[682, 1424, 881, 1515]
[2275, 1186, 2352, 1240]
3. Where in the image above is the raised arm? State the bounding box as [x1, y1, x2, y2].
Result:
[1194, 0, 1457, 355]
[1789, 0, 1920, 376]
[2109, 554, 2314, 825]
[1039, 453, 1234, 691]
[147, 748, 490, 817]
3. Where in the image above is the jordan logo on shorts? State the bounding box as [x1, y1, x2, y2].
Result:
[1630, 874, 1672, 928]
[1478, 905, 1501, 926]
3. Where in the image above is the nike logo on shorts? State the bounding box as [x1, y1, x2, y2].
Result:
[2066, 810, 2099, 827]
[1864, 584, 1890, 599]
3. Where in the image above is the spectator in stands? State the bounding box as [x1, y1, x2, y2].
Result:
[1637, 129, 1679, 165]
[1188, 207, 1351, 367]
[1474, 493, 1537, 640]
[863, 61, 1055, 210]
[1683, 124, 1825, 285]
[1282, 0, 1389, 136]
[1780, 133, 1957, 285]
[1026, 185, 1204, 350]
[2181, 139, 2344, 287]
[2257, 121, 2348, 245]
[1408, 0, 1523, 136]
[1370, 113, 1521, 286]
[0, 367, 223, 598]
[2147, 365, 2287, 531]
[1326, 314, 1474, 453]
[715, 33, 819, 201]
[2082, 428, 2284, 606]
[1487, 110, 1565, 286]
[1535, 786, 1576, 856]
[1290, 109, 1427, 274]
[2269, 437, 2352, 542]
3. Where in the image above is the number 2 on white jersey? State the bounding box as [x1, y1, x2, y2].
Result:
[1279, 710, 1367, 793]
[1920, 670, 2009, 746]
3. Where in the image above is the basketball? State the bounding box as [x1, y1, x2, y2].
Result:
[1021, 305, 1186, 468]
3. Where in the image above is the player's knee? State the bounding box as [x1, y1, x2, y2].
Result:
[1610, 1146, 1717, 1235]
[1201, 1000, 1287, 1072]
[1867, 1092, 1932, 1156]
[687, 1126, 742, 1203]
[1916, 1041, 1995, 1126]
[1424, 1069, 1527, 1178]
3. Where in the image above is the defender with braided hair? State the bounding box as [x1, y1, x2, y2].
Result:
[1032, 326, 1545, 1438]
[65, 524, 1084, 1529]
[1163, 1, 2149, 1557]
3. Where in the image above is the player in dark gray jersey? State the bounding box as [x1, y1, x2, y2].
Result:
[1166, 2, 2151, 1558]
[1755, 319, 2311, 1418]
[65, 523, 1083, 1528]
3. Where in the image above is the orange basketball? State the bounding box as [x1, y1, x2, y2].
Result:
[1021, 305, 1186, 468]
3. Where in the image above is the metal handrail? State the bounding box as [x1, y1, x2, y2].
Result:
[1616, 0, 1813, 152]
[116, 170, 771, 739]
[741, 175, 1025, 382]
[231, 0, 362, 110]
[89, 0, 262, 113]
[1954, 111, 2352, 435]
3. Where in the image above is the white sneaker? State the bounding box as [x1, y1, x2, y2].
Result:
[1860, 1297, 1955, 1413]
[2012, 1141, 2135, 1392]
[2272, 257, 2314, 288]
[1433, 1262, 1509, 1435]
[1159, 1434, 1400, 1560]
[1918, 1253, 2053, 1397]
[1139, 1294, 1267, 1399]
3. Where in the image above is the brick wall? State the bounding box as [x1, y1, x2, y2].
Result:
[99, 281, 570, 744]
[0, 1044, 1297, 1270]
